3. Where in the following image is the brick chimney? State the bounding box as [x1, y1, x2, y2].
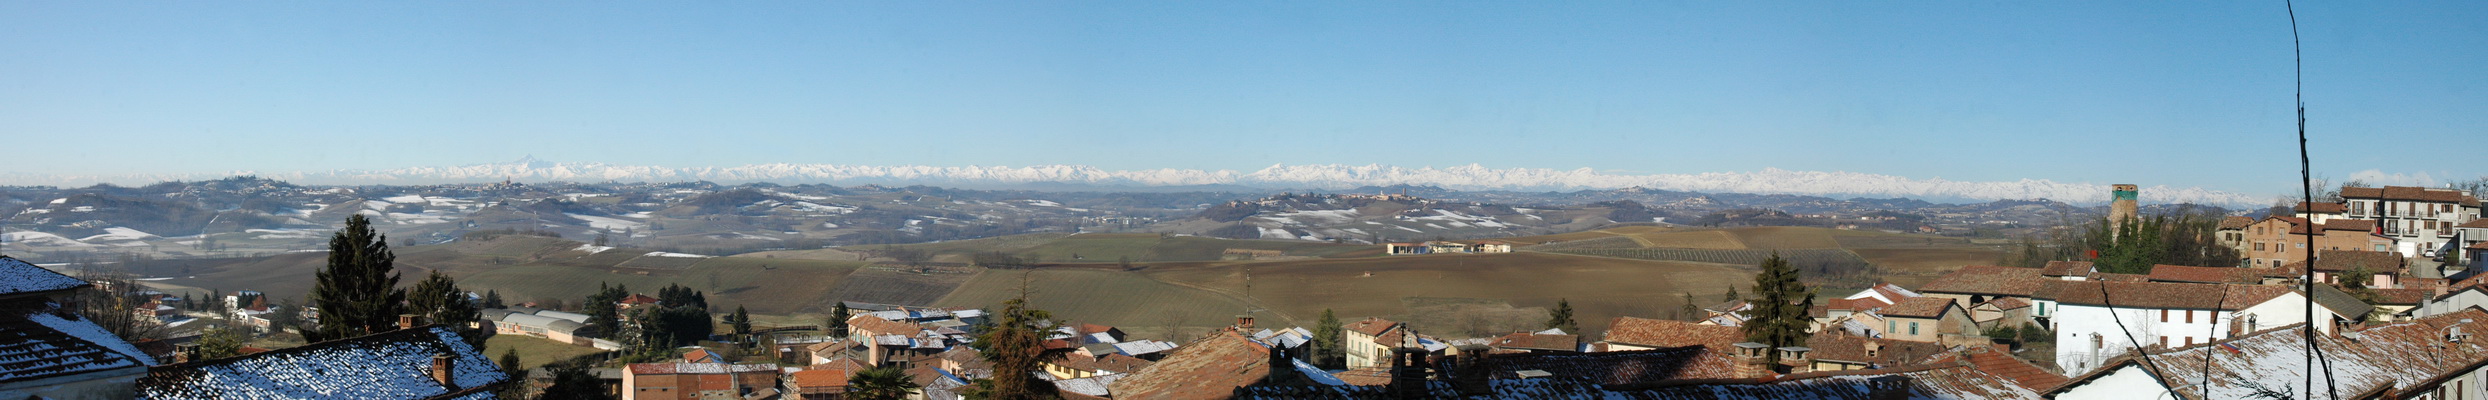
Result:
[1452, 345, 1493, 396]
[1387, 347, 1430, 399]
[1731, 342, 1772, 379]
[1236, 315, 1256, 330]
[430, 353, 457, 389]
[399, 314, 418, 330]
[174, 343, 201, 363]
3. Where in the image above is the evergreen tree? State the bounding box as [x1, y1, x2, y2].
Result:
[586, 283, 629, 339]
[731, 305, 753, 336]
[1314, 309, 1344, 369]
[969, 288, 1060, 399]
[309, 214, 405, 342]
[1720, 286, 1739, 304]
[540, 360, 615, 400]
[1545, 298, 1579, 333]
[482, 290, 505, 309]
[827, 302, 852, 338]
[408, 270, 483, 344]
[1739, 252, 1814, 364]
[496, 349, 526, 399]
[1679, 292, 1701, 321]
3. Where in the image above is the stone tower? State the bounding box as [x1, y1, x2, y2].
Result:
[2109, 184, 2139, 234]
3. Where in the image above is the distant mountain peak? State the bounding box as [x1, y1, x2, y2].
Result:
[0, 161, 2265, 207]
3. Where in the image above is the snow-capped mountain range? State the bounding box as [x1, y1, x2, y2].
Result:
[0, 159, 2265, 207]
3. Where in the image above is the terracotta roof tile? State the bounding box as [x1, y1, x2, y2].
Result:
[1106, 330, 1275, 399]
[2344, 186, 2478, 205]
[1490, 332, 1581, 352]
[1480, 346, 1743, 384]
[2280, 250, 2406, 273]
[1978, 297, 2032, 310]
[2218, 216, 2258, 230]
[1599, 317, 1745, 352]
[2039, 261, 2095, 277]
[2463, 219, 2488, 229]
[2092, 272, 2150, 283]
[846, 315, 924, 337]
[2370, 288, 2432, 306]
[1878, 297, 1957, 319]
[2322, 219, 2376, 232]
[1919, 266, 2049, 296]
[789, 368, 850, 389]
[2145, 265, 2265, 284]
[2051, 281, 2294, 310]
[2296, 202, 2347, 214]
[1345, 317, 1399, 337]
[1927, 347, 2067, 392]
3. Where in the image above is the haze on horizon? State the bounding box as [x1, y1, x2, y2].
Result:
[4, 1, 2484, 196]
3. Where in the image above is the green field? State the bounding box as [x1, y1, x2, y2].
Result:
[485, 335, 610, 370]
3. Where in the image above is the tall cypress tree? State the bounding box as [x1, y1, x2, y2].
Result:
[731, 305, 753, 336]
[310, 214, 405, 342]
[826, 301, 852, 338]
[1740, 252, 1814, 364]
[1314, 309, 1344, 369]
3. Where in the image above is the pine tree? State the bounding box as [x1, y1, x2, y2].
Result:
[1740, 252, 1814, 364]
[827, 302, 852, 338]
[482, 290, 505, 309]
[1545, 298, 1579, 333]
[585, 283, 628, 338]
[731, 305, 753, 336]
[310, 214, 406, 342]
[408, 270, 483, 344]
[848, 365, 922, 400]
[969, 286, 1060, 399]
[1721, 286, 1739, 304]
[497, 349, 526, 399]
[1314, 309, 1344, 369]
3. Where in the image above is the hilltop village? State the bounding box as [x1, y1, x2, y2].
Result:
[5, 184, 2488, 400]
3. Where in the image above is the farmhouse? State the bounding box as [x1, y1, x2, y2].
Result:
[1874, 297, 1974, 343]
[1380, 240, 1514, 255]
[482, 307, 604, 348]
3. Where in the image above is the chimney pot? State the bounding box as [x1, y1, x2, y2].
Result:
[1236, 315, 1255, 330]
[399, 314, 418, 330]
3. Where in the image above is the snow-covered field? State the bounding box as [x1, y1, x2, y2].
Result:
[566, 213, 647, 230]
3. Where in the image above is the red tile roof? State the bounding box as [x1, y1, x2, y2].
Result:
[789, 368, 850, 389]
[1600, 317, 1745, 352]
[2343, 186, 2479, 205]
[1927, 346, 2067, 392]
[1345, 317, 1399, 337]
[2280, 250, 2406, 273]
[619, 294, 661, 305]
[2050, 281, 2295, 310]
[2463, 219, 2488, 229]
[1490, 332, 1581, 352]
[1479, 346, 1743, 384]
[1919, 266, 2050, 296]
[1878, 297, 1957, 319]
[2145, 265, 2265, 284]
[2322, 219, 2376, 232]
[1106, 330, 1274, 400]
[2092, 272, 2150, 283]
[2369, 288, 2432, 306]
[2039, 261, 2095, 277]
[1977, 297, 2032, 311]
[2296, 202, 2347, 214]
[2218, 216, 2257, 230]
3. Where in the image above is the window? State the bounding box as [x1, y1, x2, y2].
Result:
[2185, 336, 2195, 346]
[1909, 322, 1919, 335]
[2161, 309, 2169, 322]
[2257, 242, 2266, 251]
[2186, 310, 2195, 323]
[2159, 336, 2168, 348]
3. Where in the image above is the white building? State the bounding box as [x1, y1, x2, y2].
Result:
[2051, 309, 2488, 400]
[2049, 281, 2342, 374]
[2340, 186, 2482, 258]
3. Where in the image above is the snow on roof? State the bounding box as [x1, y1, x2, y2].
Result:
[0, 256, 89, 296]
[1051, 372, 1125, 397]
[625, 363, 779, 375]
[138, 326, 509, 399]
[1113, 340, 1179, 356]
[2062, 310, 2488, 399]
[532, 310, 590, 323]
[2, 300, 152, 384]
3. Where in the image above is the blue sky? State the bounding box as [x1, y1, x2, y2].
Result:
[2, 1, 2481, 194]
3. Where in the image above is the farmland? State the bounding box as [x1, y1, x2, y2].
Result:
[1138, 252, 1753, 337]
[1541, 248, 1868, 269]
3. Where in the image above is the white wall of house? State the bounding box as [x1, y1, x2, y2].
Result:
[2052, 293, 2311, 374]
[2050, 364, 2172, 400]
[2414, 289, 2488, 319]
